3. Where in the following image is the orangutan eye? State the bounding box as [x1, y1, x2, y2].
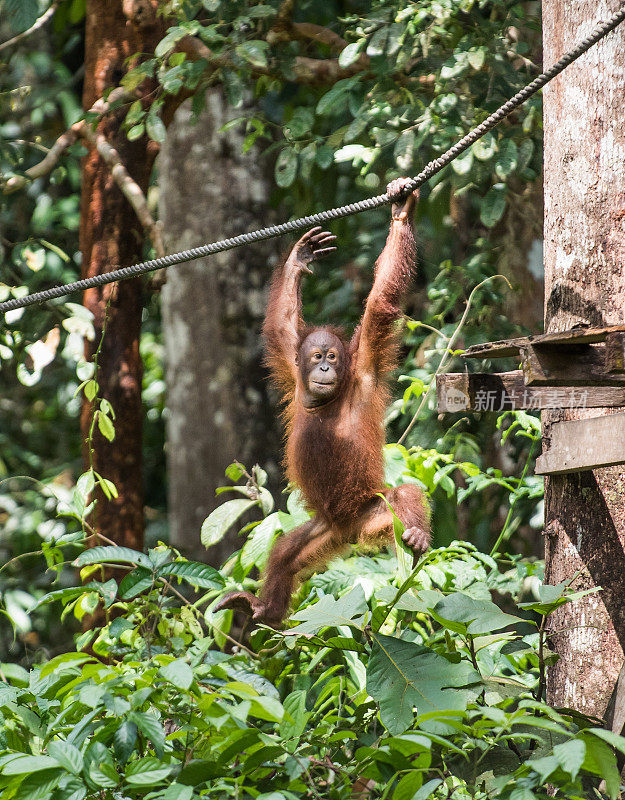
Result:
[327, 352, 336, 361]
[313, 352, 322, 360]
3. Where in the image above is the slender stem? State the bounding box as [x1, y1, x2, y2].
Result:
[0, 2, 59, 52]
[535, 615, 546, 701]
[489, 436, 537, 557]
[397, 275, 511, 446]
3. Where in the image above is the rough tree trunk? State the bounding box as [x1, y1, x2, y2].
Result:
[160, 89, 282, 565]
[542, 0, 625, 722]
[80, 0, 162, 549]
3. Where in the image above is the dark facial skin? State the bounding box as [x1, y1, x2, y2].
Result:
[297, 330, 346, 409]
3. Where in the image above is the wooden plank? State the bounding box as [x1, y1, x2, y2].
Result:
[436, 371, 625, 413]
[520, 343, 625, 386]
[535, 413, 625, 475]
[462, 323, 625, 360]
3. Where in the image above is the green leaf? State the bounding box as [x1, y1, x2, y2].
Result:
[287, 585, 368, 635]
[14, 768, 63, 800]
[155, 27, 187, 58]
[275, 149, 298, 188]
[495, 139, 518, 179]
[338, 42, 362, 68]
[553, 739, 585, 781]
[127, 123, 145, 141]
[97, 412, 115, 442]
[160, 659, 193, 691]
[2, 755, 59, 775]
[431, 592, 521, 635]
[581, 735, 620, 799]
[587, 727, 625, 754]
[161, 785, 193, 800]
[5, 0, 39, 32]
[39, 652, 95, 678]
[48, 741, 83, 775]
[367, 633, 480, 735]
[240, 514, 282, 571]
[316, 78, 357, 115]
[280, 690, 309, 740]
[225, 462, 246, 481]
[74, 546, 151, 569]
[467, 47, 486, 70]
[394, 130, 416, 172]
[114, 721, 138, 764]
[125, 757, 172, 786]
[480, 184, 506, 228]
[286, 108, 314, 139]
[235, 41, 269, 68]
[128, 712, 165, 759]
[451, 148, 473, 175]
[472, 132, 497, 161]
[146, 113, 166, 144]
[157, 561, 223, 589]
[201, 498, 258, 549]
[414, 779, 444, 800]
[518, 584, 600, 616]
[119, 567, 154, 599]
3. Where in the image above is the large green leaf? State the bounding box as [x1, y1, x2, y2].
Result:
[128, 712, 165, 759]
[240, 514, 282, 571]
[124, 758, 172, 786]
[157, 561, 223, 590]
[286, 586, 367, 635]
[430, 592, 521, 635]
[367, 634, 480, 734]
[48, 741, 83, 775]
[2, 755, 58, 775]
[119, 567, 154, 599]
[274, 149, 298, 188]
[480, 184, 506, 228]
[201, 498, 258, 549]
[160, 659, 193, 691]
[114, 722, 138, 765]
[5, 0, 39, 32]
[14, 767, 63, 800]
[552, 738, 585, 781]
[73, 546, 151, 569]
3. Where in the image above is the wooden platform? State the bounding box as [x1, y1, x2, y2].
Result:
[437, 324, 625, 473]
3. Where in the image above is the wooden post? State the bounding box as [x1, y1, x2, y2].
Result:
[542, 0, 625, 721]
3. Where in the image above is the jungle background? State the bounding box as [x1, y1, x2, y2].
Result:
[0, 2, 616, 799]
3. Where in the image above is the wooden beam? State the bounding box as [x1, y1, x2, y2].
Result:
[520, 342, 625, 386]
[535, 413, 625, 475]
[436, 371, 625, 413]
[462, 323, 625, 360]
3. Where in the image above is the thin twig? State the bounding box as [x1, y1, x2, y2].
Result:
[397, 275, 512, 446]
[2, 87, 128, 194]
[0, 2, 59, 53]
[79, 126, 165, 257]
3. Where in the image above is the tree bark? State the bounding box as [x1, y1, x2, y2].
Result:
[160, 90, 282, 565]
[80, 0, 163, 549]
[542, 0, 625, 722]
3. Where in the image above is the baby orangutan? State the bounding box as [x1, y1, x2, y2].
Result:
[216, 178, 430, 624]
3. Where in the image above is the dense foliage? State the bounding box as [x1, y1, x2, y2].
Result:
[0, 472, 622, 800]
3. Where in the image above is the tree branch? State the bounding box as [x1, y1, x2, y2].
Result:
[2, 85, 163, 257]
[2, 87, 130, 194]
[79, 126, 165, 258]
[0, 1, 59, 53]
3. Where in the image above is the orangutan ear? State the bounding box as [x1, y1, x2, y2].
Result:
[294, 353, 299, 366]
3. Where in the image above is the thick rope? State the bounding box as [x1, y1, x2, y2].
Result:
[2, 3, 625, 315]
